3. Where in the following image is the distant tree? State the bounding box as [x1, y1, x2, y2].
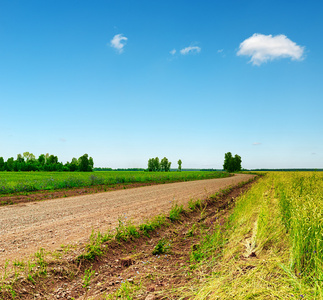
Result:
[38, 154, 46, 165]
[148, 158, 154, 171]
[0, 157, 4, 171]
[177, 159, 182, 172]
[89, 157, 94, 170]
[67, 157, 79, 171]
[6, 157, 14, 171]
[233, 154, 242, 172]
[148, 157, 161, 172]
[23, 152, 35, 162]
[160, 157, 171, 172]
[45, 153, 50, 164]
[78, 154, 93, 172]
[223, 152, 242, 172]
[223, 152, 233, 172]
[17, 154, 24, 163]
[47, 155, 58, 165]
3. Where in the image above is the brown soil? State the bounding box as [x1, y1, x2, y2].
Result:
[1, 177, 258, 300]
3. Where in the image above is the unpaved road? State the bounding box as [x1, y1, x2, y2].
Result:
[0, 174, 254, 265]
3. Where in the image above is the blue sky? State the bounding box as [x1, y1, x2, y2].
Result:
[1, 0, 322, 169]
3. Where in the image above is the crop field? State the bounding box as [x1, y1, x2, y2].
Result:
[0, 170, 230, 195]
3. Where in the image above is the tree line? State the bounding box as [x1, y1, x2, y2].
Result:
[147, 157, 182, 172]
[0, 152, 94, 172]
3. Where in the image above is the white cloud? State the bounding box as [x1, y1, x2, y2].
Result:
[217, 49, 223, 53]
[180, 46, 201, 55]
[237, 33, 305, 65]
[253, 142, 262, 145]
[170, 49, 176, 55]
[110, 34, 128, 54]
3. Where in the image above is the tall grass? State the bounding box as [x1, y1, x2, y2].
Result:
[193, 172, 323, 299]
[276, 172, 323, 279]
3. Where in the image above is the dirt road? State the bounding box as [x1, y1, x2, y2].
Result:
[0, 174, 254, 265]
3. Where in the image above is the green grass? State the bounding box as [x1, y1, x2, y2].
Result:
[152, 238, 171, 255]
[190, 172, 323, 299]
[0, 170, 230, 195]
[169, 203, 185, 222]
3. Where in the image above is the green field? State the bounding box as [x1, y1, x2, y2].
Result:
[0, 170, 230, 195]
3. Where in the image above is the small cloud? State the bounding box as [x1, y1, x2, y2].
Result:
[217, 49, 223, 53]
[110, 34, 128, 54]
[170, 49, 176, 55]
[180, 46, 201, 55]
[237, 33, 305, 65]
[312, 152, 316, 155]
[253, 142, 262, 146]
[59, 138, 66, 142]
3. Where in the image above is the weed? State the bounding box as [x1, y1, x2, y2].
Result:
[187, 224, 197, 237]
[34, 248, 47, 276]
[169, 203, 184, 222]
[106, 280, 142, 299]
[82, 268, 95, 289]
[188, 198, 202, 211]
[152, 238, 171, 255]
[77, 230, 111, 262]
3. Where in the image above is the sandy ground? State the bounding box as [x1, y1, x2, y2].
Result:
[0, 174, 254, 265]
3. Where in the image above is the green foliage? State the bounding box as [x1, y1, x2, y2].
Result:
[139, 215, 167, 237]
[152, 238, 171, 255]
[77, 230, 111, 262]
[188, 198, 202, 211]
[190, 227, 224, 263]
[106, 281, 142, 299]
[223, 152, 242, 172]
[160, 157, 171, 172]
[82, 268, 95, 289]
[147, 157, 160, 172]
[0, 157, 4, 171]
[169, 203, 184, 222]
[115, 218, 141, 242]
[1, 152, 93, 172]
[177, 159, 182, 171]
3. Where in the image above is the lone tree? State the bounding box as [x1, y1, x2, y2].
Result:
[223, 152, 242, 172]
[177, 159, 182, 171]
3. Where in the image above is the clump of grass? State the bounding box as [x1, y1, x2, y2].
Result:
[139, 214, 167, 237]
[77, 230, 112, 261]
[106, 280, 143, 299]
[190, 226, 224, 264]
[152, 238, 171, 255]
[115, 218, 140, 242]
[169, 203, 184, 222]
[187, 224, 197, 237]
[82, 268, 95, 289]
[188, 198, 202, 211]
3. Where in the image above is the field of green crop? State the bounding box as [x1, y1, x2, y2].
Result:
[0, 170, 230, 195]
